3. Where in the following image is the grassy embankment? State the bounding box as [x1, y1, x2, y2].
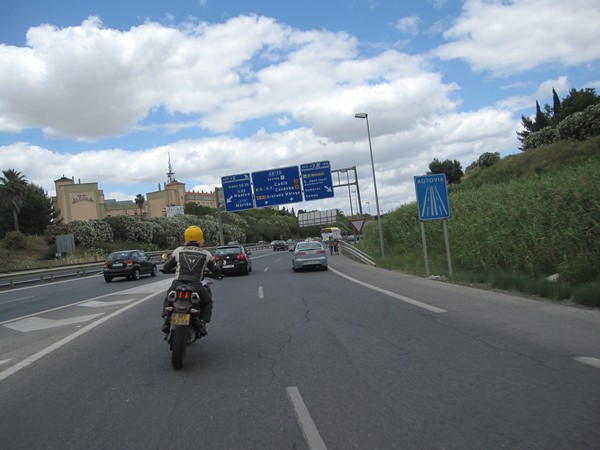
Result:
[356, 136, 600, 307]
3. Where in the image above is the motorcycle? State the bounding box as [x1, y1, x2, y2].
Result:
[162, 265, 221, 370]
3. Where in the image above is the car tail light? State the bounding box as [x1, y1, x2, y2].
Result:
[236, 254, 246, 261]
[127, 259, 134, 266]
[296, 251, 306, 255]
[316, 250, 325, 254]
[213, 256, 220, 262]
[103, 261, 109, 268]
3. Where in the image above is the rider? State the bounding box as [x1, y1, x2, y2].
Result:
[161, 225, 221, 338]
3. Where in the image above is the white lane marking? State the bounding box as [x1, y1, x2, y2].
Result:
[0, 291, 161, 382]
[80, 299, 135, 308]
[0, 296, 35, 305]
[264, 267, 269, 272]
[0, 360, 10, 367]
[287, 387, 327, 450]
[575, 357, 600, 370]
[329, 267, 446, 313]
[258, 286, 264, 299]
[0, 272, 103, 293]
[5, 314, 104, 332]
[0, 278, 172, 326]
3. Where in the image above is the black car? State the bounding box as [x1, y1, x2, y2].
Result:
[213, 245, 252, 275]
[103, 250, 157, 282]
[272, 240, 288, 251]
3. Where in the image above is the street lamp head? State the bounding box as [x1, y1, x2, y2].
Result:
[354, 112, 368, 119]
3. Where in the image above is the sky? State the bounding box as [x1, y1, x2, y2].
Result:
[1, 0, 599, 216]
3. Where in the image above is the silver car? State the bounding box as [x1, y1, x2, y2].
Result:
[291, 241, 328, 271]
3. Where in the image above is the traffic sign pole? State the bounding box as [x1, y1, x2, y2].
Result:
[414, 174, 452, 278]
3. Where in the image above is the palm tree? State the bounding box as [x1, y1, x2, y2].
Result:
[0, 169, 28, 233]
[134, 194, 145, 218]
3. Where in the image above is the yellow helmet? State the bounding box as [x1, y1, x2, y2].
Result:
[184, 225, 204, 245]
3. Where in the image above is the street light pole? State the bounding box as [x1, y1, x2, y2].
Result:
[355, 112, 385, 259]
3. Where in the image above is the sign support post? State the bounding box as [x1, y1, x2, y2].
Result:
[414, 174, 452, 278]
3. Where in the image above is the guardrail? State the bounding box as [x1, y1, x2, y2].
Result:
[0, 243, 374, 289]
[0, 263, 106, 289]
[338, 241, 376, 266]
[0, 246, 258, 289]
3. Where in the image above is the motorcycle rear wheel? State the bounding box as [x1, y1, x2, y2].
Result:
[171, 326, 187, 369]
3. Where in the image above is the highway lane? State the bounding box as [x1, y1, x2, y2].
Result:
[0, 249, 599, 449]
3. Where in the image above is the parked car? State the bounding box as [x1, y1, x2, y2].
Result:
[213, 245, 252, 275]
[103, 250, 157, 282]
[291, 241, 328, 271]
[272, 240, 288, 251]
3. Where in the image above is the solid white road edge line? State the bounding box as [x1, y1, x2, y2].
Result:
[329, 267, 446, 313]
[287, 386, 328, 450]
[0, 291, 161, 382]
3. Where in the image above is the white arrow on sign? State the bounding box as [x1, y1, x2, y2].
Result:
[5, 314, 103, 332]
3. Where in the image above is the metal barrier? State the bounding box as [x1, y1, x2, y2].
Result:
[0, 263, 106, 289]
[0, 243, 373, 288]
[338, 241, 376, 266]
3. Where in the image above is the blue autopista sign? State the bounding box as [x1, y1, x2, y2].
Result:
[221, 173, 254, 212]
[252, 166, 303, 207]
[414, 174, 450, 221]
[300, 161, 334, 200]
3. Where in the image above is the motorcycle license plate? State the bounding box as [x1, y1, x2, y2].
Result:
[172, 313, 190, 326]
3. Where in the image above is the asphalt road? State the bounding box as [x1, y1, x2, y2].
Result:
[1, 249, 599, 449]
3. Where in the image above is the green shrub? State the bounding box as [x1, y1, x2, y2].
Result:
[572, 282, 600, 307]
[2, 231, 27, 249]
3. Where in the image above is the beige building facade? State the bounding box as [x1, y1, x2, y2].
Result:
[53, 176, 219, 224]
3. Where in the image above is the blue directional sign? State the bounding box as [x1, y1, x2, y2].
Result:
[221, 173, 254, 212]
[252, 166, 303, 208]
[414, 174, 450, 221]
[300, 160, 334, 201]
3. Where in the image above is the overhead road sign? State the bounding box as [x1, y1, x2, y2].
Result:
[221, 173, 254, 212]
[414, 174, 450, 221]
[252, 166, 303, 208]
[300, 161, 334, 201]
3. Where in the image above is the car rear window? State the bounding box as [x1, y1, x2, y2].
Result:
[216, 247, 242, 255]
[107, 252, 130, 262]
[296, 243, 322, 251]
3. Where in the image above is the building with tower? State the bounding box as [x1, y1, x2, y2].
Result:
[53, 156, 220, 223]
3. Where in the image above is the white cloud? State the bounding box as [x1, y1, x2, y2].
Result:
[434, 0, 600, 76]
[1, 2, 597, 212]
[395, 15, 420, 36]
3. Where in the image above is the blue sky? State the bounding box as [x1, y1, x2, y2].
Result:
[1, 0, 599, 215]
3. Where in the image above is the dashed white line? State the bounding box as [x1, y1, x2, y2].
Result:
[574, 357, 600, 370]
[287, 387, 327, 450]
[0, 296, 35, 305]
[258, 286, 264, 299]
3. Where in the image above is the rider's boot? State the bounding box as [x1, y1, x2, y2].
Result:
[194, 318, 207, 338]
